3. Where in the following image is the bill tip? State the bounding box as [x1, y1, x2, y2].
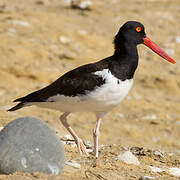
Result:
[169, 59, 176, 64]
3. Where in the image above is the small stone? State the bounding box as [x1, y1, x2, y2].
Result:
[86, 149, 93, 153]
[8, 28, 17, 33]
[59, 36, 71, 44]
[78, 30, 87, 36]
[64, 134, 73, 140]
[66, 160, 81, 169]
[65, 0, 72, 5]
[154, 150, 164, 158]
[175, 36, 180, 43]
[11, 20, 29, 27]
[168, 167, 180, 177]
[139, 176, 155, 180]
[115, 151, 140, 165]
[0, 117, 65, 174]
[60, 134, 77, 147]
[149, 166, 164, 173]
[71, 0, 92, 10]
[152, 136, 160, 143]
[58, 51, 76, 60]
[142, 114, 157, 120]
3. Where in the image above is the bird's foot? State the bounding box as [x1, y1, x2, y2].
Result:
[93, 148, 99, 158]
[75, 137, 89, 156]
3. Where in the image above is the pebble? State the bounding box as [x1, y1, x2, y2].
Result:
[149, 166, 164, 173]
[58, 51, 76, 60]
[142, 114, 157, 120]
[65, 0, 72, 4]
[86, 148, 93, 153]
[78, 30, 87, 36]
[71, 0, 92, 10]
[149, 166, 180, 177]
[11, 20, 29, 27]
[60, 135, 76, 147]
[154, 150, 164, 158]
[115, 151, 140, 165]
[64, 134, 73, 140]
[0, 117, 65, 174]
[61, 136, 94, 151]
[175, 36, 180, 43]
[152, 136, 160, 143]
[139, 176, 155, 180]
[168, 167, 180, 177]
[59, 36, 71, 44]
[8, 28, 17, 33]
[66, 160, 81, 169]
[76, 0, 92, 9]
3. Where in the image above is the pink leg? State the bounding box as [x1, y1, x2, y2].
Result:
[60, 112, 88, 156]
[93, 112, 107, 158]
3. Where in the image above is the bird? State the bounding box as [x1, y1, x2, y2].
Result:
[8, 21, 175, 158]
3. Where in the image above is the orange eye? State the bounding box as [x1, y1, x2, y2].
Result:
[136, 27, 141, 32]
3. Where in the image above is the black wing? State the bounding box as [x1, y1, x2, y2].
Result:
[8, 58, 110, 111]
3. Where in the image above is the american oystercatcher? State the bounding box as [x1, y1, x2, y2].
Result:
[8, 21, 175, 158]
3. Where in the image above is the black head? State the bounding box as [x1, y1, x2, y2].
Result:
[114, 21, 146, 46]
[114, 21, 176, 64]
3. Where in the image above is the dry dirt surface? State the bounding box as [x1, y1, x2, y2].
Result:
[0, 0, 180, 179]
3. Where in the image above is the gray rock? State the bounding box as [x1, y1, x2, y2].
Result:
[0, 117, 65, 175]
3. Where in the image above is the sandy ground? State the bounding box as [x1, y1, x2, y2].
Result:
[0, 0, 180, 179]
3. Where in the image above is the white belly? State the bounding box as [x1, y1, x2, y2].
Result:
[33, 69, 133, 112]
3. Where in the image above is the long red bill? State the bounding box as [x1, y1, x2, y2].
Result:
[143, 36, 176, 64]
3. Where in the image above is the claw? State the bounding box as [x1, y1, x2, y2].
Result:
[75, 138, 89, 156]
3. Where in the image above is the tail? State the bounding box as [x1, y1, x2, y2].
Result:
[8, 88, 43, 111]
[8, 102, 25, 111]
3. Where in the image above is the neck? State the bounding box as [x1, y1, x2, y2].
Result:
[114, 40, 138, 58]
[109, 37, 139, 80]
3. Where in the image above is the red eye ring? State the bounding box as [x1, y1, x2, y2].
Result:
[136, 27, 141, 32]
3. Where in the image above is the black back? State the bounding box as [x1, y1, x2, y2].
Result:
[14, 58, 110, 102]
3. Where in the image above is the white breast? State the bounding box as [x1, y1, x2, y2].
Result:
[34, 69, 133, 112]
[85, 69, 133, 108]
